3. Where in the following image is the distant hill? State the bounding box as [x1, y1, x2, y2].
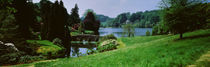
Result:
[101, 10, 161, 28]
[96, 14, 113, 22]
[81, 10, 161, 28]
[80, 14, 113, 23]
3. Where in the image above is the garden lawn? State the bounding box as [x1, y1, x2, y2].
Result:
[15, 29, 210, 67]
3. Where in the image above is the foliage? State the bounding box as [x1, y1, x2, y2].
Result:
[101, 10, 161, 28]
[146, 30, 151, 36]
[122, 24, 135, 37]
[13, 0, 38, 39]
[160, 0, 209, 39]
[152, 21, 169, 35]
[18, 55, 46, 63]
[69, 4, 80, 26]
[40, 0, 71, 57]
[99, 34, 117, 42]
[97, 39, 119, 52]
[83, 11, 100, 35]
[97, 39, 125, 52]
[96, 14, 113, 22]
[82, 9, 97, 19]
[17, 29, 210, 67]
[52, 38, 63, 47]
[0, 51, 25, 65]
[0, 51, 46, 65]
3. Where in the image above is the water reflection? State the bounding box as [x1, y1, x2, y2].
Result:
[70, 47, 96, 57]
[99, 28, 153, 37]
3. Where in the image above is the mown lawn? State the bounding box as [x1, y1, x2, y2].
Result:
[15, 29, 210, 67]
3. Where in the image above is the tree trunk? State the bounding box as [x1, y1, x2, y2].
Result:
[180, 33, 183, 39]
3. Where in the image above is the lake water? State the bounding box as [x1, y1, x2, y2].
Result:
[99, 28, 153, 37]
[70, 28, 153, 57]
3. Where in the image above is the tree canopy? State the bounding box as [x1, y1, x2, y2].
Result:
[159, 0, 209, 39]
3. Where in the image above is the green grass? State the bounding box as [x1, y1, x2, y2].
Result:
[120, 35, 168, 46]
[15, 29, 210, 67]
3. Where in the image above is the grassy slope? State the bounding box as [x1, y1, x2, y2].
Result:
[16, 29, 210, 67]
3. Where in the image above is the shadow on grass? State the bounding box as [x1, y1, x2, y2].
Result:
[175, 34, 210, 41]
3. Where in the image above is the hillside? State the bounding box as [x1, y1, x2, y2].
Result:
[101, 10, 161, 28]
[15, 29, 210, 67]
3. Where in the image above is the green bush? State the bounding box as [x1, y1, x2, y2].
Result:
[146, 30, 151, 36]
[18, 55, 46, 63]
[97, 39, 121, 52]
[0, 51, 24, 65]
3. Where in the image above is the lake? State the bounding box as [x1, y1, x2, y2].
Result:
[70, 28, 153, 57]
[99, 28, 153, 37]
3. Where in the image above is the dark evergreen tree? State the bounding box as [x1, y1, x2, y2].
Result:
[40, 0, 53, 40]
[13, 0, 37, 39]
[69, 4, 80, 27]
[59, 0, 71, 57]
[40, 0, 71, 57]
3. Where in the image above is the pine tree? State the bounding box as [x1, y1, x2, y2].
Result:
[70, 4, 80, 27]
[40, 0, 71, 57]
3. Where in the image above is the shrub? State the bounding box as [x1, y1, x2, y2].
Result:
[97, 39, 120, 52]
[146, 30, 151, 36]
[18, 55, 46, 63]
[100, 34, 117, 42]
[0, 51, 25, 65]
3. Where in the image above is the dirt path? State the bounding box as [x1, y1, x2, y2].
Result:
[187, 51, 210, 67]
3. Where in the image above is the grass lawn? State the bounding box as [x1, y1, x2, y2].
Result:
[15, 29, 210, 67]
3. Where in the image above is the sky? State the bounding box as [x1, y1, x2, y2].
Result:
[33, 0, 161, 18]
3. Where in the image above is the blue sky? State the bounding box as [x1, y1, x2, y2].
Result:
[33, 0, 161, 18]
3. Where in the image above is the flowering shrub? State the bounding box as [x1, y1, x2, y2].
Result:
[98, 39, 122, 52]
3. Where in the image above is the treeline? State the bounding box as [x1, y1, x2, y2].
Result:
[100, 10, 160, 28]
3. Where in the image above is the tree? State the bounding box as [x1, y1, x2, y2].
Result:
[69, 4, 80, 26]
[13, 0, 37, 39]
[40, 0, 53, 40]
[83, 9, 96, 18]
[160, 0, 207, 39]
[129, 12, 143, 22]
[122, 24, 135, 37]
[83, 12, 100, 35]
[40, 0, 71, 57]
[0, 0, 17, 42]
